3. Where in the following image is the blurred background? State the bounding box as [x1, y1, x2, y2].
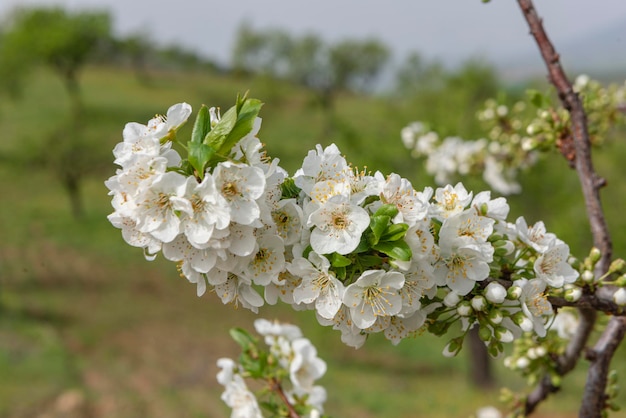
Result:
[0, 1, 625, 417]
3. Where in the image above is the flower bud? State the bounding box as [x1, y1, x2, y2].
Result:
[457, 301, 472, 317]
[521, 137, 537, 151]
[444, 291, 461, 307]
[507, 285, 522, 300]
[613, 288, 626, 306]
[615, 274, 626, 287]
[589, 247, 602, 264]
[581, 270, 595, 283]
[495, 327, 514, 343]
[485, 282, 507, 304]
[442, 338, 463, 357]
[513, 312, 533, 332]
[516, 357, 530, 369]
[564, 285, 582, 302]
[471, 296, 487, 312]
[488, 309, 503, 325]
[609, 259, 626, 275]
[479, 325, 492, 342]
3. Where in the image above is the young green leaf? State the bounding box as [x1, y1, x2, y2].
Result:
[188, 142, 215, 179]
[229, 327, 257, 350]
[329, 252, 352, 268]
[191, 105, 211, 145]
[372, 240, 412, 261]
[380, 223, 409, 242]
[369, 215, 390, 244]
[373, 204, 399, 219]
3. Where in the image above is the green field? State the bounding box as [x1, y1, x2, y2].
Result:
[1, 66, 626, 417]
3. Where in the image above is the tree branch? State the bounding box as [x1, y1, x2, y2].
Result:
[516, 1, 623, 416]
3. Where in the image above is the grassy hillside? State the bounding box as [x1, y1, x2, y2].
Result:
[1, 65, 625, 418]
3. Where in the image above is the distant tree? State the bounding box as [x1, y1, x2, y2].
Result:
[328, 38, 390, 93]
[0, 6, 111, 109]
[0, 6, 112, 219]
[115, 30, 155, 84]
[394, 51, 446, 95]
[231, 23, 293, 77]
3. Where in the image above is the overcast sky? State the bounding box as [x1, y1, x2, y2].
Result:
[2, 0, 626, 68]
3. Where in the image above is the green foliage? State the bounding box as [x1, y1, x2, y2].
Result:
[0, 6, 111, 96]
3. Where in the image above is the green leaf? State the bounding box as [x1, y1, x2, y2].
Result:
[329, 252, 352, 268]
[204, 104, 238, 147]
[204, 96, 264, 161]
[220, 98, 263, 154]
[280, 177, 301, 199]
[190, 105, 211, 144]
[229, 327, 257, 350]
[188, 142, 215, 179]
[357, 254, 383, 268]
[373, 240, 412, 261]
[527, 89, 545, 108]
[373, 204, 399, 219]
[334, 266, 346, 280]
[380, 223, 408, 242]
[369, 215, 390, 244]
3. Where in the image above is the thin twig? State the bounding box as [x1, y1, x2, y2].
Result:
[515, 1, 623, 416]
[268, 377, 301, 418]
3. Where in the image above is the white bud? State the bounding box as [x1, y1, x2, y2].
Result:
[564, 285, 582, 302]
[457, 302, 472, 317]
[516, 357, 530, 369]
[485, 282, 507, 304]
[535, 346, 547, 357]
[496, 105, 508, 117]
[496, 327, 514, 343]
[613, 288, 626, 306]
[515, 314, 534, 332]
[507, 285, 523, 300]
[471, 296, 487, 311]
[488, 309, 503, 325]
[444, 291, 461, 307]
[582, 270, 595, 283]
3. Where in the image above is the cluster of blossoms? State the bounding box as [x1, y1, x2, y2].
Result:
[107, 98, 589, 355]
[401, 75, 626, 195]
[217, 319, 326, 418]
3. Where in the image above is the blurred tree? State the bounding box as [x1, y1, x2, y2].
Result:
[0, 6, 111, 109]
[0, 6, 112, 219]
[394, 51, 445, 95]
[328, 38, 390, 93]
[115, 30, 155, 85]
[232, 23, 294, 77]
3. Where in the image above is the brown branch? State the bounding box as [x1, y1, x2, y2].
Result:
[268, 377, 301, 418]
[516, 1, 624, 416]
[549, 293, 626, 317]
